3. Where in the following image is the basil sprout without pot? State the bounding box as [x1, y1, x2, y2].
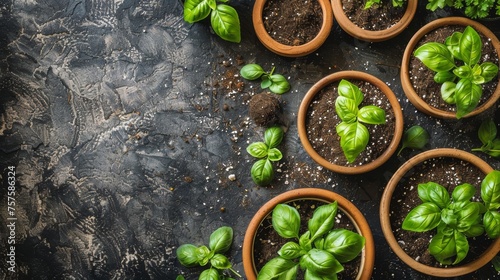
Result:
[176, 226, 241, 279]
[414, 25, 499, 119]
[240, 64, 291, 94]
[258, 201, 366, 279]
[472, 119, 500, 158]
[334, 79, 386, 163]
[247, 126, 284, 185]
[397, 125, 430, 156]
[183, 0, 241, 43]
[402, 170, 500, 265]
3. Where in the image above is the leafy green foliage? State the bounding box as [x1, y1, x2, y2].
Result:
[425, 0, 500, 19]
[176, 226, 241, 279]
[472, 119, 500, 158]
[334, 79, 386, 163]
[240, 64, 291, 94]
[258, 201, 365, 279]
[398, 125, 430, 155]
[402, 170, 500, 265]
[247, 126, 284, 185]
[183, 0, 241, 43]
[364, 0, 406, 9]
[414, 26, 499, 118]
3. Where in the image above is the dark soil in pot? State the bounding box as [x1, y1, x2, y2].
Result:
[408, 25, 499, 112]
[263, 0, 322, 46]
[254, 199, 362, 279]
[342, 0, 407, 31]
[389, 157, 494, 268]
[305, 80, 396, 167]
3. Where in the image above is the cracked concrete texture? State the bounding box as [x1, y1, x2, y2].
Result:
[0, 0, 499, 279]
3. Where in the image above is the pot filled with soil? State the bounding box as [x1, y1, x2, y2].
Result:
[331, 0, 417, 42]
[297, 71, 403, 175]
[401, 17, 500, 119]
[242, 188, 375, 280]
[252, 0, 333, 57]
[380, 148, 500, 277]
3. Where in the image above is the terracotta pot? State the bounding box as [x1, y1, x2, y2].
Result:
[331, 0, 417, 42]
[380, 148, 500, 277]
[252, 0, 333, 57]
[297, 70, 404, 174]
[401, 17, 500, 119]
[242, 188, 375, 280]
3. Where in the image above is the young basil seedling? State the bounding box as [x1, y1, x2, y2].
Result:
[414, 26, 499, 118]
[402, 170, 500, 265]
[258, 201, 365, 279]
[472, 119, 500, 158]
[334, 79, 386, 163]
[176, 226, 241, 279]
[364, 0, 405, 9]
[247, 126, 284, 185]
[240, 64, 291, 94]
[183, 0, 241, 43]
[397, 125, 430, 156]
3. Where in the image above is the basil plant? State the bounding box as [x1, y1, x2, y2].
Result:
[414, 25, 499, 119]
[176, 226, 241, 280]
[183, 0, 241, 43]
[472, 119, 500, 158]
[240, 64, 291, 94]
[402, 170, 500, 265]
[335, 79, 386, 163]
[247, 126, 284, 185]
[258, 202, 366, 280]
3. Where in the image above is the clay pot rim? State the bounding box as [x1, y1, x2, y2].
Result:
[252, 0, 333, 57]
[297, 70, 404, 174]
[331, 0, 418, 42]
[242, 188, 375, 280]
[400, 17, 500, 119]
[379, 148, 500, 277]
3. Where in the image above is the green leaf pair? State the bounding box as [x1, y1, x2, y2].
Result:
[258, 202, 365, 279]
[334, 79, 386, 163]
[398, 125, 430, 155]
[472, 119, 500, 158]
[240, 64, 291, 94]
[414, 26, 499, 118]
[247, 126, 284, 185]
[176, 226, 241, 279]
[183, 0, 241, 43]
[402, 170, 500, 265]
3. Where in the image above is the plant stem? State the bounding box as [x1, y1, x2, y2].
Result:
[229, 267, 242, 278]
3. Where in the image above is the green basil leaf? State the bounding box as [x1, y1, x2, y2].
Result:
[453, 65, 472, 79]
[335, 96, 359, 122]
[445, 31, 463, 60]
[200, 268, 220, 280]
[414, 42, 455, 72]
[176, 275, 186, 280]
[240, 64, 265, 80]
[455, 79, 481, 119]
[257, 257, 298, 280]
[261, 77, 272, 89]
[209, 226, 233, 253]
[485, 139, 500, 158]
[481, 170, 500, 210]
[299, 231, 312, 251]
[272, 204, 300, 239]
[478, 119, 497, 145]
[247, 142, 269, 158]
[460, 26, 482, 66]
[264, 126, 284, 149]
[176, 244, 199, 267]
[434, 71, 456, 83]
[398, 125, 430, 155]
[441, 208, 458, 228]
[452, 183, 475, 202]
[210, 4, 241, 43]
[463, 217, 484, 237]
[484, 211, 500, 238]
[308, 202, 337, 242]
[440, 81, 457, 104]
[338, 79, 364, 106]
[210, 254, 231, 269]
[456, 202, 481, 232]
[339, 122, 369, 163]
[480, 62, 499, 83]
[251, 158, 274, 185]
[357, 105, 386, 125]
[492, 255, 500, 271]
[267, 148, 283, 162]
[335, 121, 350, 138]
[196, 245, 214, 266]
[184, 0, 212, 23]
[269, 74, 291, 94]
[314, 238, 325, 250]
[453, 231, 469, 265]
[304, 269, 338, 280]
[323, 229, 365, 263]
[417, 182, 450, 209]
[429, 231, 458, 265]
[402, 202, 442, 232]
[300, 249, 343, 275]
[278, 242, 305, 260]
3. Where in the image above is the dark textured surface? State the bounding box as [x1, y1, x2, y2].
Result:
[0, 0, 499, 279]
